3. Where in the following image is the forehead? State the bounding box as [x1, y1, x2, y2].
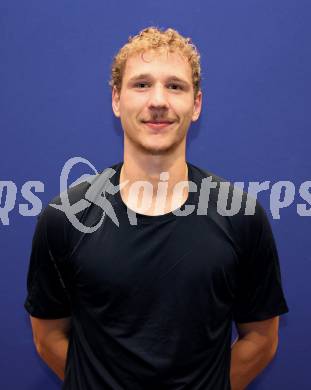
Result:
[122, 49, 192, 82]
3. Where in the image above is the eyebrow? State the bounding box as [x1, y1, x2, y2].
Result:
[127, 74, 191, 87]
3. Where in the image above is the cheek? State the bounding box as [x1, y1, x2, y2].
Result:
[119, 94, 146, 116]
[170, 93, 193, 108]
[173, 99, 195, 119]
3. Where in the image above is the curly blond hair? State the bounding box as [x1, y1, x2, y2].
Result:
[109, 27, 201, 97]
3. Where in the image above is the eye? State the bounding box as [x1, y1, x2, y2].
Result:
[168, 84, 183, 90]
[134, 82, 150, 88]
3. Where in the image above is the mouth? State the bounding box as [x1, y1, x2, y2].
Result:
[142, 121, 175, 130]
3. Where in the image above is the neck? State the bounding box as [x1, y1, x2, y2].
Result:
[119, 149, 189, 216]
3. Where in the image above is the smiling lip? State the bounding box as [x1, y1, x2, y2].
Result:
[143, 121, 174, 130]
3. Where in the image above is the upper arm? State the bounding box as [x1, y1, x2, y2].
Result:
[24, 205, 72, 319]
[234, 316, 279, 354]
[30, 315, 71, 350]
[232, 201, 289, 324]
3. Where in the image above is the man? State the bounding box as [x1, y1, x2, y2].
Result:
[25, 27, 289, 389]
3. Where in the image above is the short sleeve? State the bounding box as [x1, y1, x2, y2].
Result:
[232, 201, 289, 323]
[24, 203, 72, 319]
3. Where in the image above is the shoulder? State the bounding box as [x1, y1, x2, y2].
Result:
[188, 161, 267, 214]
[35, 161, 123, 254]
[188, 162, 274, 251]
[42, 161, 121, 220]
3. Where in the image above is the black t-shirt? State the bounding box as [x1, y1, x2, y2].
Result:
[24, 161, 289, 390]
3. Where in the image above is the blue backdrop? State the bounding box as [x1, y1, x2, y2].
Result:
[1, 0, 310, 388]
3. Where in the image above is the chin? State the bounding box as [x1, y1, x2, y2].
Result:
[140, 141, 181, 156]
[125, 132, 185, 156]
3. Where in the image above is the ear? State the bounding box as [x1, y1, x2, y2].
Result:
[112, 86, 121, 118]
[191, 90, 202, 122]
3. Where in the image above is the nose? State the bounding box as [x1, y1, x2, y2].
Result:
[147, 83, 169, 110]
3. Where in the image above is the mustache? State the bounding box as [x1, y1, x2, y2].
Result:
[141, 111, 177, 123]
